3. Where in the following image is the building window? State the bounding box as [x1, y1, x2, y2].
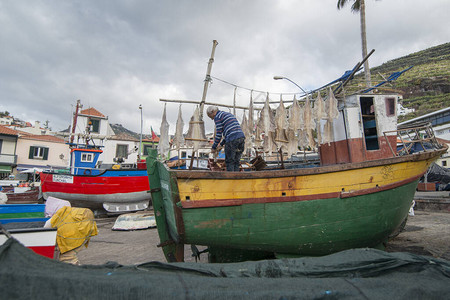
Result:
[385, 97, 396, 116]
[81, 153, 94, 162]
[116, 144, 129, 159]
[28, 146, 49, 160]
[443, 161, 447, 167]
[0, 139, 3, 153]
[89, 118, 100, 133]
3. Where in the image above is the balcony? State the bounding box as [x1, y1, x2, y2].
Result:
[0, 153, 17, 165]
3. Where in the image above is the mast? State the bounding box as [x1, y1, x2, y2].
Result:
[199, 40, 219, 119]
[70, 100, 81, 144]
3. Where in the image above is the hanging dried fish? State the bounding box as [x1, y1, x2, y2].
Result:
[303, 95, 316, 149]
[322, 87, 340, 145]
[248, 93, 254, 140]
[241, 111, 251, 153]
[288, 95, 303, 132]
[327, 87, 340, 120]
[286, 96, 303, 157]
[257, 94, 276, 155]
[313, 92, 326, 145]
[158, 104, 170, 160]
[185, 106, 207, 152]
[172, 105, 185, 151]
[274, 96, 289, 152]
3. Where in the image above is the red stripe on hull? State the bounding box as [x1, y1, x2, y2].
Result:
[41, 175, 149, 195]
[28, 245, 56, 259]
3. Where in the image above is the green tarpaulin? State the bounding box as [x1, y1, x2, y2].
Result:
[0, 238, 449, 299]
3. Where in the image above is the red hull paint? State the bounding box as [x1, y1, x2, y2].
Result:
[320, 135, 397, 165]
[40, 174, 149, 195]
[28, 245, 56, 259]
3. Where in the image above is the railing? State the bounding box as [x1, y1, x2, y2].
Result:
[0, 154, 17, 164]
[384, 122, 443, 157]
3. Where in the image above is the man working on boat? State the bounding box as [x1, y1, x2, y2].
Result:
[207, 106, 245, 171]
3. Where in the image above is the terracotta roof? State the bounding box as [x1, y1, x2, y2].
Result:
[80, 107, 106, 118]
[0, 125, 19, 136]
[20, 134, 66, 143]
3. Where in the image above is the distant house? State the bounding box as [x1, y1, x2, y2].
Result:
[16, 133, 69, 172]
[0, 125, 18, 179]
[399, 107, 450, 140]
[58, 104, 148, 166]
[0, 116, 13, 126]
[397, 103, 415, 116]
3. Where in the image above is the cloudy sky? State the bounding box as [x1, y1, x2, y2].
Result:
[1, 0, 449, 134]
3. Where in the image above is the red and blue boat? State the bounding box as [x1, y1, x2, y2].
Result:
[40, 146, 151, 213]
[0, 204, 57, 259]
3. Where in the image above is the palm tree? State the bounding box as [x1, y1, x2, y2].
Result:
[337, 0, 372, 88]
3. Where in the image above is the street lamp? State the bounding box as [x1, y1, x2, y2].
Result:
[273, 76, 307, 94]
[139, 104, 143, 159]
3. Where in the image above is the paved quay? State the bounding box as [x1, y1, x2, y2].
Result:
[78, 207, 449, 266]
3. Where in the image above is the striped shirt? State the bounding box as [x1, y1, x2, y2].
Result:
[212, 110, 245, 149]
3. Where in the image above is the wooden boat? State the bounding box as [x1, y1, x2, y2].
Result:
[0, 204, 57, 259]
[1, 186, 40, 204]
[40, 147, 151, 213]
[146, 93, 447, 263]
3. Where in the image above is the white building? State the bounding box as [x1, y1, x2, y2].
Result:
[60, 102, 141, 166]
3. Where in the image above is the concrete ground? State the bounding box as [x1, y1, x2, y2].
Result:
[77, 206, 449, 265]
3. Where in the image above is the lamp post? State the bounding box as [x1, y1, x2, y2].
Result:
[273, 76, 308, 95]
[139, 104, 143, 159]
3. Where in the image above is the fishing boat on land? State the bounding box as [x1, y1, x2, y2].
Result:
[0, 204, 57, 258]
[147, 91, 446, 263]
[40, 99, 151, 213]
[1, 186, 40, 204]
[40, 146, 151, 213]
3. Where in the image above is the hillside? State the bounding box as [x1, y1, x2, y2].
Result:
[347, 42, 450, 122]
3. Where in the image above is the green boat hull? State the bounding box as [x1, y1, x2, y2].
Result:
[181, 180, 416, 257]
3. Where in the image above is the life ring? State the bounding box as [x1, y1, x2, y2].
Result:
[83, 169, 92, 175]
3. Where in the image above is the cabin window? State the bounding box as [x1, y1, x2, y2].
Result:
[116, 144, 129, 159]
[28, 146, 49, 160]
[81, 153, 94, 162]
[360, 96, 379, 151]
[385, 98, 396, 116]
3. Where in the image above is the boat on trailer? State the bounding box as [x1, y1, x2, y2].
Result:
[147, 92, 446, 263]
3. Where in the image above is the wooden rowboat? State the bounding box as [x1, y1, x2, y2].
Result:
[146, 93, 447, 263]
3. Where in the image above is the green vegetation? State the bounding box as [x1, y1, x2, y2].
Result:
[345, 42, 449, 122]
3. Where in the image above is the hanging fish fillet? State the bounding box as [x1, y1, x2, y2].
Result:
[303, 95, 316, 149]
[257, 94, 276, 155]
[322, 87, 340, 145]
[287, 96, 303, 156]
[313, 92, 325, 145]
[327, 87, 339, 120]
[185, 106, 207, 152]
[248, 94, 254, 140]
[288, 96, 303, 132]
[158, 104, 170, 159]
[172, 105, 185, 150]
[286, 129, 299, 158]
[274, 97, 289, 152]
[241, 111, 251, 153]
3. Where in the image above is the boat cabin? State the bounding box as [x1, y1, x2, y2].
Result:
[319, 93, 399, 165]
[70, 148, 103, 175]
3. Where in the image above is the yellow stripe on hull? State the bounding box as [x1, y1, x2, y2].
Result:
[178, 159, 432, 202]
